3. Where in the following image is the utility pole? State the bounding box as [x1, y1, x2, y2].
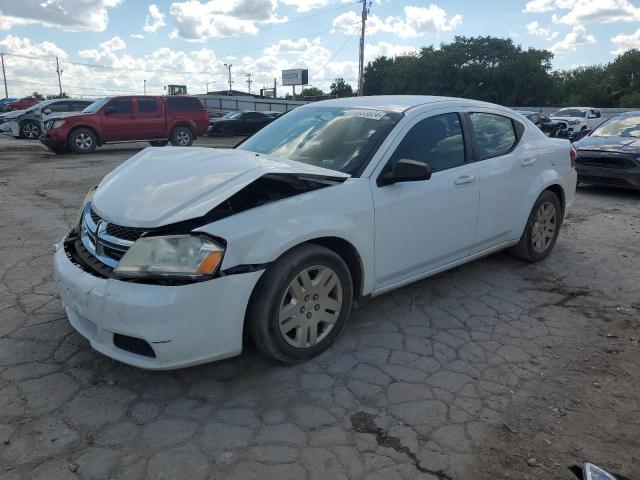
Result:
[273, 78, 277, 99]
[357, 0, 369, 96]
[55, 56, 63, 97]
[1, 53, 8, 98]
[144, 79, 147, 95]
[245, 73, 253, 94]
[224, 63, 233, 95]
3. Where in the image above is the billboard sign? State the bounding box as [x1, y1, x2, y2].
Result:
[282, 68, 309, 86]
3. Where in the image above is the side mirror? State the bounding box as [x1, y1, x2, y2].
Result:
[42, 108, 52, 115]
[104, 106, 116, 116]
[379, 159, 432, 186]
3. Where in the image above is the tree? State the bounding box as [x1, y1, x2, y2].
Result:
[31, 91, 45, 100]
[330, 78, 354, 97]
[301, 86, 324, 98]
[46, 92, 69, 99]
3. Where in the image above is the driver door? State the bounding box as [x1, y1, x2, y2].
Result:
[371, 111, 480, 289]
[101, 98, 136, 141]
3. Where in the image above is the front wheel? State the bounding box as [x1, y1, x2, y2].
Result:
[68, 128, 97, 154]
[170, 126, 193, 146]
[247, 244, 353, 363]
[20, 120, 41, 139]
[510, 190, 562, 262]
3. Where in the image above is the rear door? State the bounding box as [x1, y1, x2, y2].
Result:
[371, 110, 480, 289]
[466, 110, 541, 253]
[101, 98, 136, 141]
[135, 98, 165, 139]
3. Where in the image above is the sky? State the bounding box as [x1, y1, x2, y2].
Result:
[0, 0, 639, 99]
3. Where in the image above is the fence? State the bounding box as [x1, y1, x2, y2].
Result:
[196, 94, 304, 113]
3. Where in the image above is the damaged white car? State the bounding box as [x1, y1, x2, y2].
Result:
[54, 96, 577, 369]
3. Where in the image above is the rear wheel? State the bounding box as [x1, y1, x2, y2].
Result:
[68, 128, 97, 154]
[170, 126, 193, 146]
[20, 120, 41, 139]
[247, 244, 353, 363]
[149, 140, 168, 147]
[510, 190, 562, 262]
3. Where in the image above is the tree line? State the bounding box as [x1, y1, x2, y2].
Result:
[361, 36, 640, 108]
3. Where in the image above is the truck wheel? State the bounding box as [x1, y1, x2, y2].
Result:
[20, 120, 41, 139]
[69, 128, 97, 154]
[247, 244, 353, 363]
[170, 126, 193, 147]
[149, 140, 168, 147]
[509, 190, 562, 263]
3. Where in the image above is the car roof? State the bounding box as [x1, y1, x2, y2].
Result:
[307, 95, 504, 114]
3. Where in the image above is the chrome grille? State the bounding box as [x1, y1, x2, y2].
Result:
[80, 207, 144, 268]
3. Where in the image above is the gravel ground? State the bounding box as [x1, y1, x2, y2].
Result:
[0, 135, 638, 480]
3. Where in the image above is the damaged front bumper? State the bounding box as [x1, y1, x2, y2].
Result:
[53, 234, 264, 369]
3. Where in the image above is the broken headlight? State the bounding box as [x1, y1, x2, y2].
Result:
[114, 235, 225, 279]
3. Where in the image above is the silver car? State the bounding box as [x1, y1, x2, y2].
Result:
[4, 99, 93, 139]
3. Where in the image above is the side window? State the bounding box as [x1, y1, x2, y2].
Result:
[138, 99, 158, 113]
[387, 113, 466, 174]
[165, 97, 202, 113]
[48, 102, 69, 112]
[70, 102, 89, 111]
[109, 99, 133, 114]
[469, 113, 517, 160]
[593, 110, 602, 118]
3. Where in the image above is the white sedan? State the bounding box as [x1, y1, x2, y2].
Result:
[54, 96, 577, 369]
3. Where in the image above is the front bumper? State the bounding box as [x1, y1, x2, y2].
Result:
[577, 165, 640, 190]
[53, 238, 264, 369]
[40, 128, 68, 148]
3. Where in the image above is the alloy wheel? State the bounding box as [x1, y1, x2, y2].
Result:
[532, 201, 557, 253]
[75, 133, 93, 150]
[22, 123, 40, 139]
[176, 131, 190, 145]
[278, 265, 343, 349]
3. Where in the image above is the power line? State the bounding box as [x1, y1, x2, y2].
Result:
[6, 78, 145, 94]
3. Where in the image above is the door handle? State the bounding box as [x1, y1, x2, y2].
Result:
[521, 158, 536, 167]
[454, 175, 476, 185]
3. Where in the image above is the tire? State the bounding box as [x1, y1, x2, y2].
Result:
[68, 128, 97, 154]
[149, 140, 168, 147]
[20, 120, 41, 139]
[222, 125, 235, 137]
[509, 190, 562, 262]
[247, 244, 354, 363]
[170, 126, 193, 146]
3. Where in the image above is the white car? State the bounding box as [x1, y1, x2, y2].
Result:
[53, 96, 577, 369]
[551, 107, 604, 140]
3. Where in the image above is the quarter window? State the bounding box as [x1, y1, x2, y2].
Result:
[48, 102, 69, 112]
[387, 113, 466, 173]
[469, 113, 517, 160]
[138, 99, 158, 113]
[109, 99, 133, 114]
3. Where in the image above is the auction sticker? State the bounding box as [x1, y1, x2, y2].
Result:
[345, 109, 386, 120]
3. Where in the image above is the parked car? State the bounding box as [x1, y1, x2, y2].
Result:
[573, 111, 640, 190]
[4, 98, 93, 139]
[54, 95, 576, 369]
[551, 107, 604, 141]
[0, 109, 25, 133]
[518, 111, 567, 137]
[208, 110, 274, 136]
[40, 95, 209, 154]
[5, 97, 40, 111]
[0, 98, 18, 112]
[264, 111, 284, 119]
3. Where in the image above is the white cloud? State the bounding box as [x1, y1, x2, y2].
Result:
[143, 4, 166, 33]
[525, 21, 559, 40]
[333, 5, 462, 39]
[280, 0, 331, 12]
[550, 24, 596, 53]
[524, 0, 555, 12]
[555, 0, 640, 25]
[168, 0, 278, 41]
[611, 28, 640, 54]
[130, 33, 145, 39]
[0, 0, 123, 32]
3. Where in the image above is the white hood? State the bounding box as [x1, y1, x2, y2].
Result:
[92, 147, 349, 228]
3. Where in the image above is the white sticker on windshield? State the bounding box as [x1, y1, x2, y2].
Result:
[345, 109, 386, 120]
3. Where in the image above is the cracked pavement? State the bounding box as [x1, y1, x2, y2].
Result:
[0, 136, 639, 479]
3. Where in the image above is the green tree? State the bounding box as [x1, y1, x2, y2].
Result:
[31, 91, 45, 100]
[329, 78, 354, 97]
[301, 86, 324, 98]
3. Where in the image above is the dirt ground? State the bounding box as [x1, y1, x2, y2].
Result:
[0, 135, 638, 480]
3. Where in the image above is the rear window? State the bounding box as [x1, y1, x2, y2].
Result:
[469, 113, 518, 160]
[164, 97, 203, 113]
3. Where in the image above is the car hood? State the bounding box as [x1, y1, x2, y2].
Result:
[575, 135, 640, 154]
[0, 109, 25, 119]
[92, 147, 350, 228]
[46, 111, 92, 121]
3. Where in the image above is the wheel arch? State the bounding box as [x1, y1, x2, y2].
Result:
[544, 183, 565, 218]
[170, 121, 197, 139]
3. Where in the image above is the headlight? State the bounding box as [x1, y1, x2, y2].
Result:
[114, 235, 225, 278]
[52, 119, 66, 129]
[76, 186, 97, 228]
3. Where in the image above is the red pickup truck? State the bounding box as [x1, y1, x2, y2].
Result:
[40, 95, 209, 154]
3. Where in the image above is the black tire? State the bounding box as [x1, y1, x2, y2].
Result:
[509, 190, 562, 262]
[68, 128, 97, 154]
[170, 126, 193, 146]
[247, 244, 353, 363]
[149, 140, 169, 147]
[20, 120, 41, 139]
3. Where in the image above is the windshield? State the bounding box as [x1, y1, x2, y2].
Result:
[237, 106, 402, 175]
[82, 98, 109, 113]
[553, 108, 586, 118]
[591, 115, 640, 138]
[224, 112, 242, 119]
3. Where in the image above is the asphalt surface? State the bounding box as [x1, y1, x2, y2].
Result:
[0, 135, 638, 480]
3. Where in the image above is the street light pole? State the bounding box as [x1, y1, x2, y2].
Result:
[224, 63, 233, 95]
